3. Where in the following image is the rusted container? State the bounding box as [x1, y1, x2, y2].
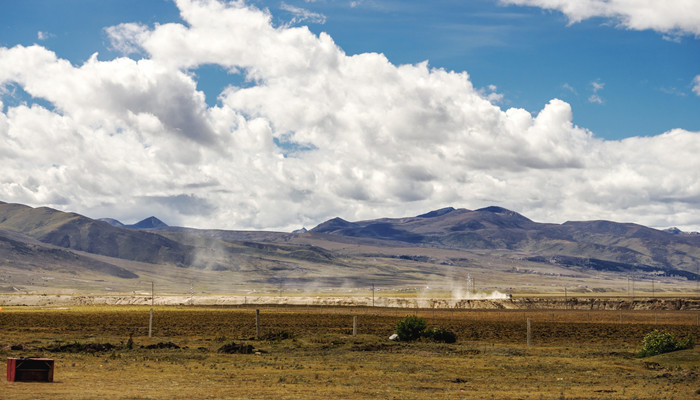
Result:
[6, 358, 54, 382]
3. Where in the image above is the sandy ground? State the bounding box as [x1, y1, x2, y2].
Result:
[1, 293, 700, 310]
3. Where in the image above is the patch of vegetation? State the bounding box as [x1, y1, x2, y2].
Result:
[638, 329, 695, 357]
[44, 341, 117, 353]
[424, 327, 457, 344]
[217, 342, 256, 354]
[395, 315, 457, 343]
[262, 330, 294, 341]
[141, 342, 181, 350]
[396, 315, 428, 341]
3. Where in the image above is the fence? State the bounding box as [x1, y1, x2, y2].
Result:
[2, 305, 699, 347]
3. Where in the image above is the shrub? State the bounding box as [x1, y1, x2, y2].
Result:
[424, 327, 457, 343]
[262, 330, 293, 341]
[395, 315, 427, 341]
[639, 329, 695, 357]
[678, 334, 696, 350]
[218, 342, 255, 354]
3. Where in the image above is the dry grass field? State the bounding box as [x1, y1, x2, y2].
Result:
[2, 305, 699, 399]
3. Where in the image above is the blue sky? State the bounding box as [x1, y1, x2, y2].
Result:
[1, 0, 700, 231]
[2, 0, 698, 140]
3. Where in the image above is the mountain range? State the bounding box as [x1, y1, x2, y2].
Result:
[1, 201, 698, 294]
[310, 206, 700, 277]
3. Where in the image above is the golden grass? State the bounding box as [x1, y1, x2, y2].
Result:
[2, 306, 699, 399]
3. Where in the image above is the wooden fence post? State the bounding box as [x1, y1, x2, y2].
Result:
[527, 318, 531, 347]
[353, 316, 358, 336]
[148, 308, 153, 338]
[256, 309, 260, 340]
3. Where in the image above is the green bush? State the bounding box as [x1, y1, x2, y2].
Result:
[394, 316, 458, 343]
[395, 315, 428, 341]
[639, 329, 695, 357]
[424, 327, 457, 343]
[678, 334, 696, 350]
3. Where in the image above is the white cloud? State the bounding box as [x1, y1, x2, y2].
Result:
[588, 94, 603, 104]
[501, 0, 700, 37]
[479, 84, 504, 103]
[588, 79, 604, 104]
[1, 0, 700, 232]
[659, 86, 686, 97]
[562, 83, 577, 94]
[37, 31, 52, 41]
[104, 23, 150, 55]
[693, 75, 700, 96]
[280, 3, 327, 25]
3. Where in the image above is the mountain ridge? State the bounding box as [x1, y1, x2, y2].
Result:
[0, 203, 191, 266]
[2, 202, 699, 294]
[309, 207, 700, 275]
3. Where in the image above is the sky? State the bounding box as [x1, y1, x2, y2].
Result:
[1, 0, 699, 232]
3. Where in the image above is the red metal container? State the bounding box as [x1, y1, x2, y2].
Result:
[6, 358, 54, 382]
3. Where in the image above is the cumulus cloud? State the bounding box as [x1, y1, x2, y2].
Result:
[693, 75, 700, 96]
[1, 0, 700, 232]
[501, 0, 700, 37]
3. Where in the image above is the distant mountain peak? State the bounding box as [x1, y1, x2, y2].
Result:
[310, 217, 355, 233]
[98, 218, 125, 228]
[129, 216, 168, 229]
[476, 206, 513, 214]
[417, 207, 456, 218]
[292, 227, 308, 234]
[477, 206, 531, 220]
[663, 227, 700, 235]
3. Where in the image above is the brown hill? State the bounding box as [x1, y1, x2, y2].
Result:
[0, 202, 193, 266]
[310, 206, 700, 279]
[0, 228, 138, 279]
